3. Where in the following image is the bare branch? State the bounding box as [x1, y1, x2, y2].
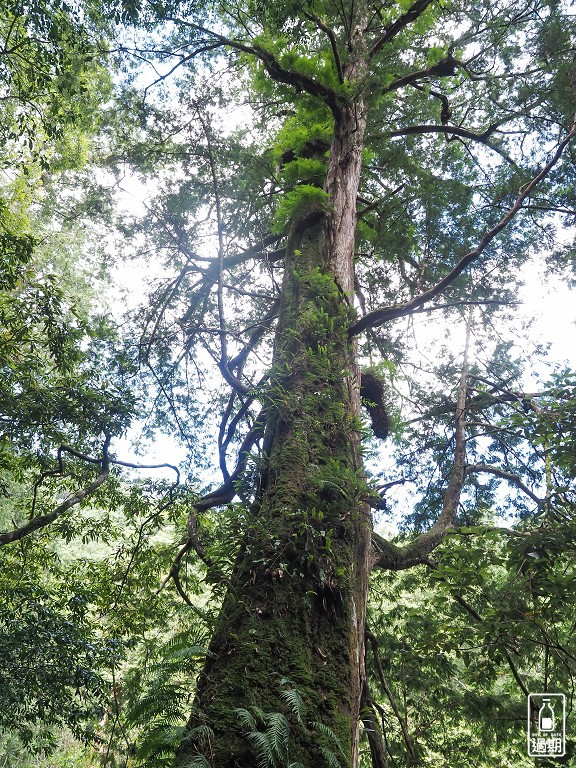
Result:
[386, 123, 518, 165]
[466, 464, 542, 505]
[59, 444, 181, 484]
[197, 112, 252, 397]
[160, 417, 267, 597]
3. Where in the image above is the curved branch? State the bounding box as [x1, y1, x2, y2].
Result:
[0, 437, 183, 548]
[190, 415, 266, 522]
[372, 312, 472, 569]
[303, 12, 344, 84]
[466, 464, 542, 505]
[0, 435, 111, 547]
[381, 56, 461, 95]
[228, 300, 280, 373]
[165, 18, 341, 114]
[59, 444, 181, 484]
[386, 123, 517, 165]
[350, 115, 576, 337]
[160, 418, 267, 596]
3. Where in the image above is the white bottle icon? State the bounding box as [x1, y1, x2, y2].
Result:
[539, 699, 555, 731]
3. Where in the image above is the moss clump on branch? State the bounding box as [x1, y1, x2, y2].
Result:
[272, 185, 331, 234]
[360, 372, 390, 440]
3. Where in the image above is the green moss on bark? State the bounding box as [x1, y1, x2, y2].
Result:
[175, 213, 370, 768]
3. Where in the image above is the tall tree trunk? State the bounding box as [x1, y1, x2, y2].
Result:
[175, 45, 370, 768]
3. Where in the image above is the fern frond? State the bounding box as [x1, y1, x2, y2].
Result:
[247, 730, 275, 768]
[185, 724, 215, 743]
[134, 723, 185, 759]
[235, 706, 258, 731]
[181, 754, 212, 768]
[178, 723, 215, 752]
[311, 721, 347, 757]
[279, 685, 305, 725]
[319, 745, 343, 768]
[264, 711, 290, 757]
[127, 684, 187, 725]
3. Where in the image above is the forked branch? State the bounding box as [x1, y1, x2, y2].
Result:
[0, 436, 111, 546]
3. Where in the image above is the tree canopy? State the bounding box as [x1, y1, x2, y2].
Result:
[1, 0, 576, 766]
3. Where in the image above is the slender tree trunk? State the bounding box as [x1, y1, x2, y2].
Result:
[174, 33, 371, 768]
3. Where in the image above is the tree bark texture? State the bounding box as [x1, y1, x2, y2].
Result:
[174, 98, 371, 767]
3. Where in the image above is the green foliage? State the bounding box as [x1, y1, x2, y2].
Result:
[236, 707, 294, 768]
[272, 185, 331, 234]
[2, 0, 576, 766]
[365, 519, 576, 766]
[123, 629, 210, 766]
[235, 687, 345, 768]
[0, 550, 121, 744]
[0, 0, 112, 160]
[531, 370, 576, 476]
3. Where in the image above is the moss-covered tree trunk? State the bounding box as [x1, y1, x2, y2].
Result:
[175, 35, 371, 768]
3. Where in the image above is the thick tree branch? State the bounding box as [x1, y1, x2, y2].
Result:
[382, 55, 461, 95]
[166, 18, 341, 114]
[350, 115, 576, 337]
[369, 0, 436, 58]
[253, 42, 341, 114]
[360, 679, 389, 768]
[371, 312, 472, 569]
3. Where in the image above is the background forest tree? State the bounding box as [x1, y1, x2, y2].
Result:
[1, 0, 576, 766]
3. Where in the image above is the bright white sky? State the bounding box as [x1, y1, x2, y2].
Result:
[519, 273, 576, 377]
